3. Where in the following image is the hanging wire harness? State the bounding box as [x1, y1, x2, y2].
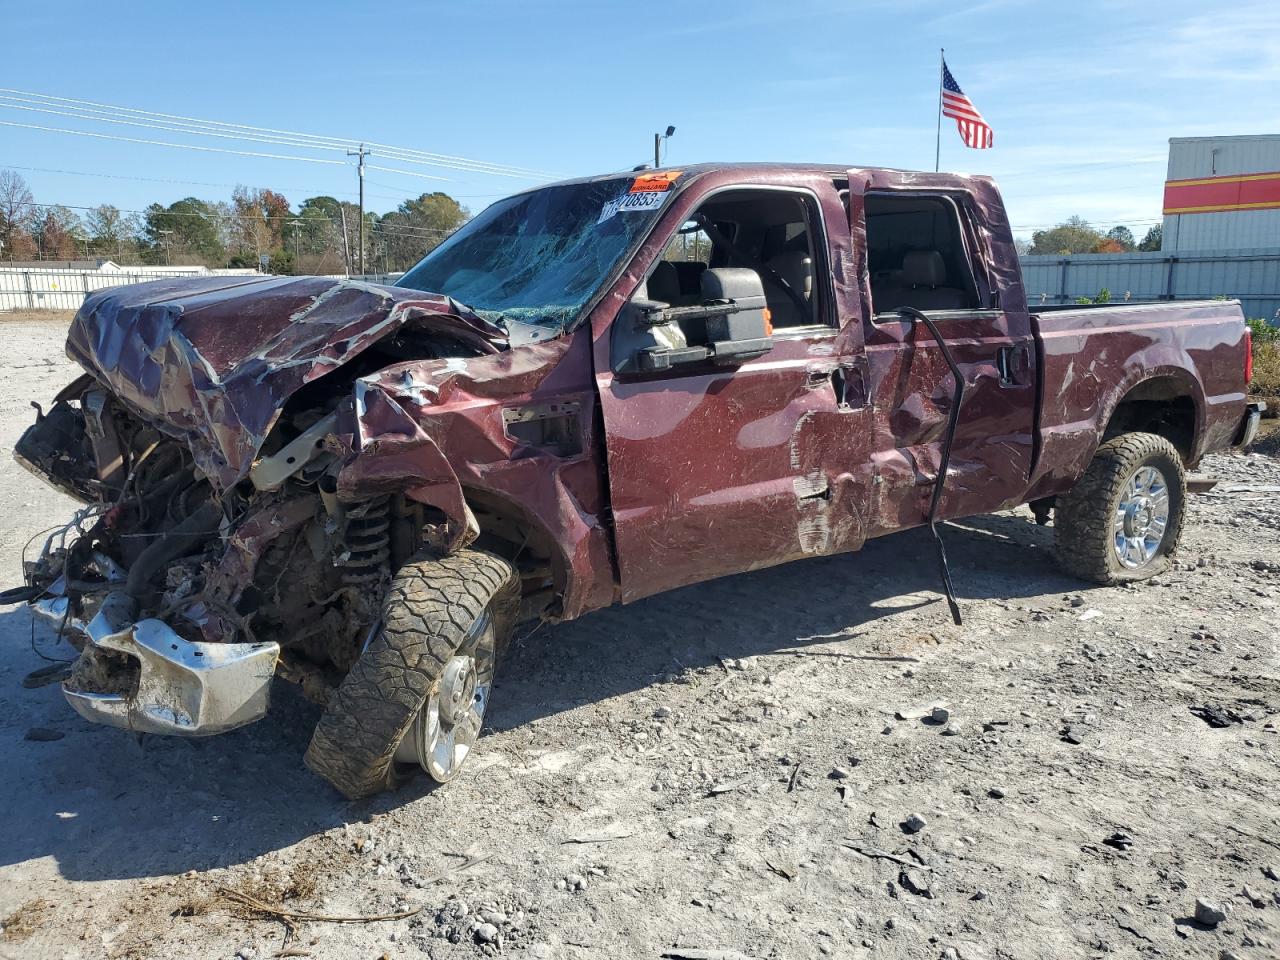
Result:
[896, 306, 967, 625]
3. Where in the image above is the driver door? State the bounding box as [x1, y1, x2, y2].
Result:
[591, 180, 873, 603]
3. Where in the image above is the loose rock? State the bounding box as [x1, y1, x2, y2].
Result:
[900, 869, 933, 898]
[902, 814, 928, 834]
[1195, 897, 1227, 926]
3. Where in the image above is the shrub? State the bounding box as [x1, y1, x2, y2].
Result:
[1074, 288, 1112, 305]
[1247, 317, 1280, 345]
[1249, 319, 1280, 397]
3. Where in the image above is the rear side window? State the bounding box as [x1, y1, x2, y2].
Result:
[862, 194, 982, 316]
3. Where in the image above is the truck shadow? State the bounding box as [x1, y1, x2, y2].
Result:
[0, 509, 1087, 882]
[490, 510, 1075, 732]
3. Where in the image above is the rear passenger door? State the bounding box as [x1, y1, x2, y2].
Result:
[845, 169, 1037, 534]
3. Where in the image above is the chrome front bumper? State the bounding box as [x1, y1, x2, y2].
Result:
[42, 591, 280, 736]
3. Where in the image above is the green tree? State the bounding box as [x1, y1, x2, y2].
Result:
[1138, 224, 1162, 252]
[1104, 226, 1135, 251]
[376, 192, 469, 272]
[143, 197, 224, 265]
[290, 196, 362, 275]
[1028, 216, 1104, 255]
[84, 204, 143, 262]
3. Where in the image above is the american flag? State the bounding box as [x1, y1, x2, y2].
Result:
[941, 60, 993, 149]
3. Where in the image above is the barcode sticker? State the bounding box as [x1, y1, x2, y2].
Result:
[598, 190, 666, 224]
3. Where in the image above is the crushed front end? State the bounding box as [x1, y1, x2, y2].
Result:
[11, 276, 503, 735]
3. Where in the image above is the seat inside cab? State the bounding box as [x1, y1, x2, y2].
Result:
[864, 194, 980, 315]
[644, 190, 824, 331]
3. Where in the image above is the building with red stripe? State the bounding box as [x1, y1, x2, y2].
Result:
[1162, 135, 1280, 251]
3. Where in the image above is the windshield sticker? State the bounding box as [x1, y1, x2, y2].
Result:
[630, 170, 682, 193]
[598, 190, 666, 223]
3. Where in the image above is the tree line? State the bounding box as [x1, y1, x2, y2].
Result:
[0, 169, 469, 274]
[1, 166, 1168, 270]
[1024, 216, 1162, 255]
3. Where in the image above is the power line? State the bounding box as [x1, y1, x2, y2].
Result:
[0, 89, 561, 180]
[1010, 216, 1163, 231]
[994, 158, 1166, 182]
[0, 161, 358, 198]
[0, 119, 348, 165]
[366, 163, 450, 182]
[0, 88, 557, 177]
[0, 99, 467, 182]
[0, 162, 449, 208]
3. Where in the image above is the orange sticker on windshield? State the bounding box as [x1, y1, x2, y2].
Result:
[630, 171, 682, 193]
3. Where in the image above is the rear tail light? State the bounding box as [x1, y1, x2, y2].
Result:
[1245, 327, 1253, 385]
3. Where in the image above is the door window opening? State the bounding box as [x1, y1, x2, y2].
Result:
[863, 193, 982, 316]
[650, 189, 829, 330]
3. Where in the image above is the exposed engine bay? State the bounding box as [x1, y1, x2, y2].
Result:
[15, 305, 493, 719]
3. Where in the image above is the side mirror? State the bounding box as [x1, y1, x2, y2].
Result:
[619, 267, 774, 374]
[698, 268, 772, 364]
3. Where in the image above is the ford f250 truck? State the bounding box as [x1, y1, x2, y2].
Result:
[6, 164, 1263, 798]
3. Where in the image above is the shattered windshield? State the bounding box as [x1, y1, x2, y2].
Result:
[395, 176, 674, 330]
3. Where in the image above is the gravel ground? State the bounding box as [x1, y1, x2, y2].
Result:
[1, 316, 1278, 960]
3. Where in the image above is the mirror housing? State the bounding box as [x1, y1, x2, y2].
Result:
[698, 268, 772, 364]
[618, 267, 774, 374]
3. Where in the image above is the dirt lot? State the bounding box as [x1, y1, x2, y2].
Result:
[1, 315, 1278, 960]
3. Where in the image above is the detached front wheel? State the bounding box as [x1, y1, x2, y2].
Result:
[1053, 432, 1187, 585]
[304, 549, 520, 799]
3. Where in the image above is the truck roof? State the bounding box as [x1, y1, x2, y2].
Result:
[516, 162, 992, 196]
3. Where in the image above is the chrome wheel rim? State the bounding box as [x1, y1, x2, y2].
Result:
[394, 609, 495, 782]
[1113, 465, 1170, 568]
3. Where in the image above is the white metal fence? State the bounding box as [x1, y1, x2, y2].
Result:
[0, 267, 259, 312]
[0, 267, 406, 313]
[1019, 247, 1280, 322]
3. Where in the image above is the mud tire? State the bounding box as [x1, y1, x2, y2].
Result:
[304, 549, 520, 799]
[1053, 432, 1187, 585]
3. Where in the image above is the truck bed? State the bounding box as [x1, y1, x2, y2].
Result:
[1025, 298, 1249, 500]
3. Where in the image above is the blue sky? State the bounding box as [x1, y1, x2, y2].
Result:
[1, 0, 1274, 242]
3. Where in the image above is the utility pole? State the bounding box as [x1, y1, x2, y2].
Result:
[347, 144, 369, 275]
[290, 218, 302, 265]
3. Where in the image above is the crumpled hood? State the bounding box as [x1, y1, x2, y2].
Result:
[66, 274, 502, 489]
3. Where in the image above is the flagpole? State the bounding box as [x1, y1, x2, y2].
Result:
[935, 47, 944, 172]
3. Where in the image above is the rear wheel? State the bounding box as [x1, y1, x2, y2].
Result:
[1053, 432, 1187, 585]
[304, 549, 519, 799]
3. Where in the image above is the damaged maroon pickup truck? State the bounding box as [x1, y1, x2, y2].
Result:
[6, 164, 1262, 797]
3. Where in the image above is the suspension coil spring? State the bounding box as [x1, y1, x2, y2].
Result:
[340, 495, 391, 587]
